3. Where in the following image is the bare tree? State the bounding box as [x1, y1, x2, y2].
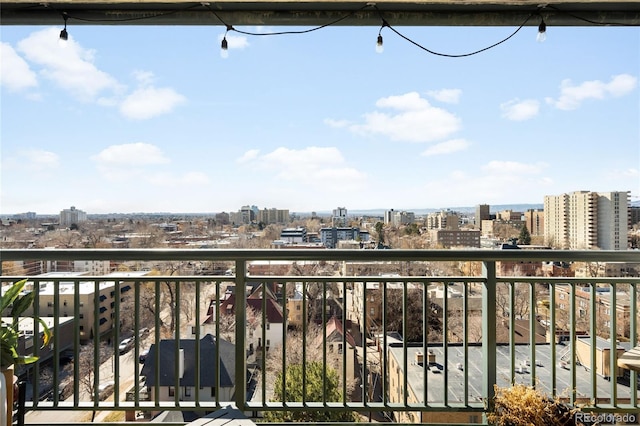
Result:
[65, 342, 111, 421]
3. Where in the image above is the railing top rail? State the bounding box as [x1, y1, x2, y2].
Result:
[1, 248, 639, 263]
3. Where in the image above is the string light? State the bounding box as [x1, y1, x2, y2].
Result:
[537, 18, 547, 42]
[376, 20, 388, 54]
[220, 25, 231, 58]
[44, 3, 634, 58]
[59, 13, 68, 42]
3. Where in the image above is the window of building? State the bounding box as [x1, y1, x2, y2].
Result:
[47, 302, 53, 308]
[184, 387, 191, 397]
[168, 387, 175, 397]
[296, 305, 301, 311]
[211, 387, 216, 397]
[338, 344, 343, 354]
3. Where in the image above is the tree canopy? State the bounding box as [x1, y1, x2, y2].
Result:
[518, 224, 532, 245]
[263, 361, 356, 422]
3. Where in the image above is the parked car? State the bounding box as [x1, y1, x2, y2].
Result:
[118, 337, 134, 354]
[91, 381, 115, 401]
[139, 349, 149, 364]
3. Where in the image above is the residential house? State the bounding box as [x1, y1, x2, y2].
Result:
[140, 334, 238, 403]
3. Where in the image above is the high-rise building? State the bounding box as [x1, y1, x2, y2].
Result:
[257, 208, 290, 224]
[426, 210, 459, 230]
[59, 206, 87, 227]
[544, 191, 629, 250]
[385, 209, 415, 227]
[524, 209, 544, 236]
[332, 207, 348, 227]
[475, 204, 490, 230]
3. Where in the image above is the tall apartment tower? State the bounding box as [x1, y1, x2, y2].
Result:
[475, 204, 490, 230]
[524, 209, 544, 236]
[59, 206, 87, 227]
[332, 207, 348, 227]
[544, 191, 629, 250]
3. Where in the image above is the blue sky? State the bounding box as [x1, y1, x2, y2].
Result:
[1, 22, 638, 215]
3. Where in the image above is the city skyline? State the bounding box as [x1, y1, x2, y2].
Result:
[1, 24, 638, 215]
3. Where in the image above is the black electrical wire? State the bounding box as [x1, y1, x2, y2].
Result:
[204, 3, 370, 36]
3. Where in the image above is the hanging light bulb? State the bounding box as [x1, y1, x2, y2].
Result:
[220, 36, 229, 59]
[536, 19, 547, 42]
[376, 20, 388, 54]
[376, 34, 384, 54]
[59, 13, 69, 45]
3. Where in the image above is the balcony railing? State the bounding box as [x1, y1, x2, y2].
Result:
[0, 248, 638, 425]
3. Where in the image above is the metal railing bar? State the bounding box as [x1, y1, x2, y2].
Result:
[508, 282, 515, 384]
[93, 279, 101, 406]
[134, 280, 141, 407]
[322, 281, 328, 406]
[570, 283, 577, 405]
[194, 280, 201, 408]
[529, 282, 536, 386]
[402, 281, 408, 407]
[362, 281, 367, 406]
[442, 279, 449, 406]
[114, 279, 121, 406]
[234, 259, 247, 411]
[154, 280, 161, 410]
[589, 282, 597, 404]
[341, 280, 347, 406]
[481, 261, 497, 418]
[549, 282, 557, 397]
[4, 248, 638, 263]
[301, 281, 307, 407]
[462, 281, 469, 407]
[609, 283, 617, 406]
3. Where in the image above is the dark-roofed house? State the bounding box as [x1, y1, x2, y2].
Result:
[140, 334, 237, 403]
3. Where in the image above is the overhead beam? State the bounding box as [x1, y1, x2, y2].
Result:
[1, 1, 640, 26]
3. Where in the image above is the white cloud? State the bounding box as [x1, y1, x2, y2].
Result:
[218, 33, 250, 50]
[348, 92, 462, 143]
[323, 118, 351, 128]
[500, 99, 540, 121]
[119, 86, 186, 120]
[0, 42, 38, 92]
[481, 160, 548, 175]
[237, 149, 260, 163]
[421, 160, 553, 205]
[421, 139, 471, 156]
[239, 146, 367, 191]
[2, 148, 60, 173]
[546, 73, 638, 110]
[17, 28, 122, 102]
[427, 89, 462, 104]
[605, 167, 640, 180]
[92, 142, 170, 166]
[91, 143, 209, 186]
[145, 171, 210, 186]
[132, 70, 155, 86]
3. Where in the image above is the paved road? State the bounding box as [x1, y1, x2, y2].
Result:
[25, 341, 142, 423]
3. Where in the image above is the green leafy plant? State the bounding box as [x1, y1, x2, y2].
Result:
[1, 279, 52, 369]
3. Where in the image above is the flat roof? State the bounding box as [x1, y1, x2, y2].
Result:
[388, 343, 637, 404]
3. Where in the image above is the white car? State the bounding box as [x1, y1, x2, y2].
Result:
[118, 337, 134, 354]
